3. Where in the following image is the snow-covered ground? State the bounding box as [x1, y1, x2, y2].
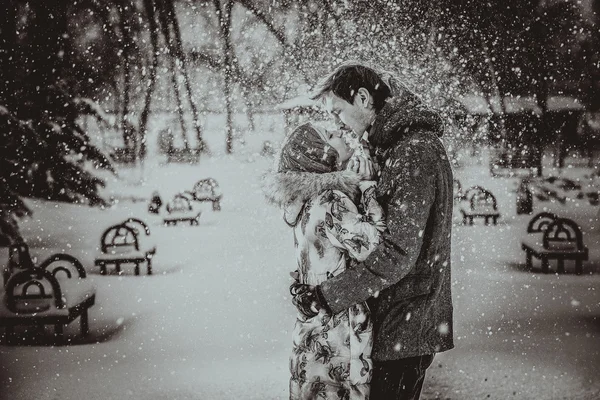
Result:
[1, 146, 599, 400]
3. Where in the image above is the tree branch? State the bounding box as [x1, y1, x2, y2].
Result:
[188, 50, 223, 70]
[236, 0, 288, 46]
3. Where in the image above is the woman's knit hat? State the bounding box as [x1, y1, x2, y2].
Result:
[277, 123, 338, 174]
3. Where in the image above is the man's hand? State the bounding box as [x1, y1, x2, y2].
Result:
[347, 154, 376, 180]
[290, 282, 330, 319]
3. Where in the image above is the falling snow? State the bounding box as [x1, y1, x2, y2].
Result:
[1, 0, 600, 399]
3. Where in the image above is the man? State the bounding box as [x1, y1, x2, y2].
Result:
[292, 62, 454, 399]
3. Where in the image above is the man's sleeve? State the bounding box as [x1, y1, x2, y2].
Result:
[318, 141, 437, 314]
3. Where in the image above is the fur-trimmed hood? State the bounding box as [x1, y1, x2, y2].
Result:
[369, 90, 444, 148]
[262, 169, 362, 223]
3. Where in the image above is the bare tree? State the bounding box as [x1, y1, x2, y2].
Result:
[139, 0, 161, 159]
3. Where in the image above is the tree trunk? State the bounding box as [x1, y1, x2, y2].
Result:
[537, 77, 549, 175]
[246, 103, 256, 132]
[25, 0, 69, 120]
[482, 40, 507, 135]
[156, 0, 190, 150]
[531, 18, 550, 175]
[221, 0, 235, 154]
[0, 0, 17, 107]
[582, 30, 600, 112]
[119, 1, 135, 152]
[171, 59, 190, 150]
[32, 0, 68, 84]
[234, 75, 256, 132]
[139, 0, 160, 161]
[164, 0, 207, 153]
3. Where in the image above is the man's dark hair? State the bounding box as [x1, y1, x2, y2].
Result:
[310, 62, 394, 112]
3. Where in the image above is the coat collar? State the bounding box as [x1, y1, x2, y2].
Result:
[262, 169, 362, 224]
[369, 91, 444, 149]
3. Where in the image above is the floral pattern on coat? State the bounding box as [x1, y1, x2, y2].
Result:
[289, 183, 385, 400]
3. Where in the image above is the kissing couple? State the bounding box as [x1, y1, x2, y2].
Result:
[264, 61, 455, 400]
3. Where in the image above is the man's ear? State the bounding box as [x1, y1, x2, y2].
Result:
[356, 87, 372, 109]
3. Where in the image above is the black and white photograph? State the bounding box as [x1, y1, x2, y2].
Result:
[0, 1, 599, 399]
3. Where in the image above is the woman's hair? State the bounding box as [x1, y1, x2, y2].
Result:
[277, 123, 338, 174]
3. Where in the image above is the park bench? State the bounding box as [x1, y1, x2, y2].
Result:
[110, 147, 136, 164]
[94, 223, 153, 275]
[0, 253, 95, 344]
[191, 178, 222, 211]
[460, 186, 501, 225]
[526, 176, 600, 205]
[528, 176, 578, 204]
[166, 147, 201, 164]
[537, 183, 567, 204]
[585, 191, 600, 205]
[575, 174, 600, 205]
[489, 146, 542, 177]
[521, 215, 588, 274]
[163, 193, 202, 226]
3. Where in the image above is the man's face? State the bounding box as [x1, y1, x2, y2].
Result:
[323, 92, 371, 135]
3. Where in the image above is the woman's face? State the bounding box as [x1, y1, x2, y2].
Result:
[326, 130, 353, 165]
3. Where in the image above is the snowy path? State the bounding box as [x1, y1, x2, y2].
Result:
[1, 156, 599, 400]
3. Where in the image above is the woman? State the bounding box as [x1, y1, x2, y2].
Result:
[264, 122, 386, 400]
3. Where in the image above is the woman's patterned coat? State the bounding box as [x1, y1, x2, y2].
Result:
[264, 170, 385, 400]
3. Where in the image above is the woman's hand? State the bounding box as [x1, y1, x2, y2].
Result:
[347, 154, 376, 180]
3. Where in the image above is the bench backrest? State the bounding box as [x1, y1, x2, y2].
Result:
[543, 218, 584, 251]
[554, 177, 581, 191]
[38, 253, 87, 279]
[4, 268, 65, 313]
[192, 178, 221, 201]
[467, 187, 497, 212]
[122, 218, 151, 236]
[100, 224, 140, 253]
[527, 212, 559, 233]
[462, 186, 485, 201]
[166, 194, 192, 213]
[180, 191, 196, 202]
